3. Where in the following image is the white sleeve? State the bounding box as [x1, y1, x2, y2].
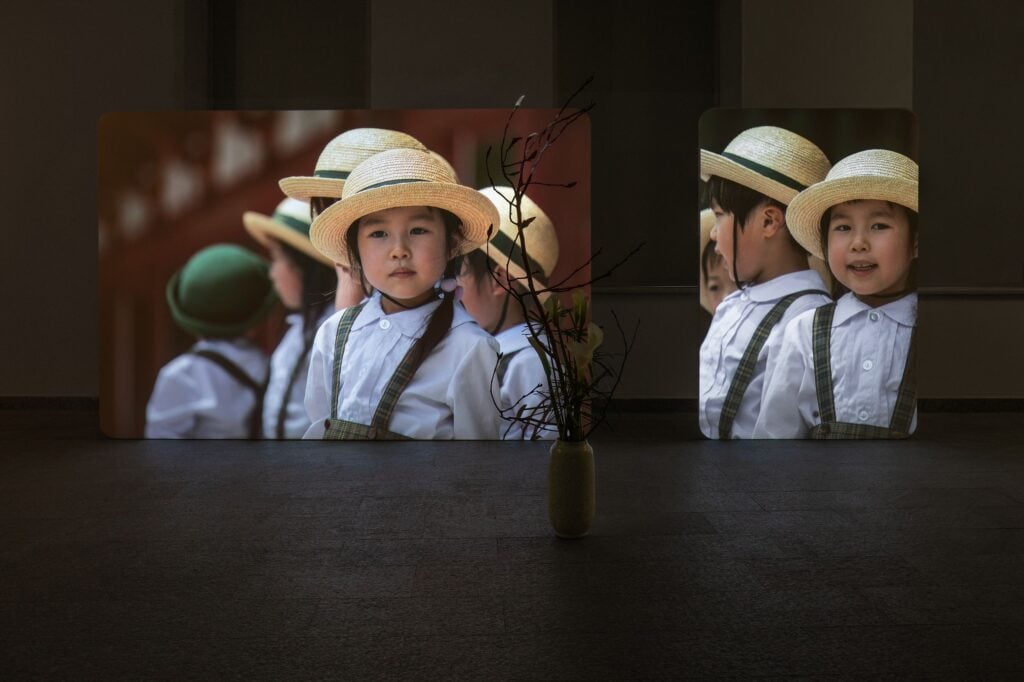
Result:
[144, 363, 203, 438]
[752, 317, 815, 439]
[449, 335, 503, 439]
[500, 351, 557, 440]
[302, 320, 334, 440]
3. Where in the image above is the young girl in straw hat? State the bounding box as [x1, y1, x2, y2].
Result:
[243, 197, 337, 439]
[699, 126, 834, 439]
[699, 208, 736, 316]
[303, 147, 504, 440]
[278, 127, 428, 311]
[145, 244, 276, 439]
[457, 186, 560, 440]
[753, 149, 919, 439]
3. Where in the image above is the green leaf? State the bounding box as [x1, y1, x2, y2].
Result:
[543, 293, 561, 322]
[587, 322, 604, 353]
[571, 290, 587, 325]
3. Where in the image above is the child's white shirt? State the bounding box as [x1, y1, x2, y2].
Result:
[262, 307, 334, 439]
[495, 322, 557, 440]
[699, 269, 831, 439]
[145, 338, 269, 438]
[753, 292, 918, 439]
[303, 291, 503, 439]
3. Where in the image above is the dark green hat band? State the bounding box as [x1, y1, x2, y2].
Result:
[271, 212, 312, 236]
[358, 178, 429, 192]
[314, 169, 351, 179]
[721, 152, 808, 191]
[489, 231, 548, 284]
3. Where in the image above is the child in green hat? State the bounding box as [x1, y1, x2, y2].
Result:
[145, 244, 277, 438]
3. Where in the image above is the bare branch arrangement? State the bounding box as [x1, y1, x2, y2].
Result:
[484, 79, 642, 442]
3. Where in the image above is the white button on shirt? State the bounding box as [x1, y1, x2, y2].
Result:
[699, 269, 831, 439]
[145, 338, 269, 438]
[303, 291, 503, 440]
[494, 323, 557, 440]
[753, 292, 918, 438]
[262, 308, 334, 439]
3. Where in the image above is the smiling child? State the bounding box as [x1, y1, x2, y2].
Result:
[753, 149, 919, 438]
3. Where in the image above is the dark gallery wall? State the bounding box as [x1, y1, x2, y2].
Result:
[911, 0, 1024, 398]
[0, 1, 183, 397]
[1, 0, 1021, 400]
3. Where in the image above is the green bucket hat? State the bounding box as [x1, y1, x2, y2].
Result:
[166, 244, 278, 339]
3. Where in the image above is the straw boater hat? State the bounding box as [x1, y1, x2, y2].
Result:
[700, 126, 832, 205]
[786, 149, 919, 260]
[477, 186, 560, 301]
[699, 207, 715, 256]
[166, 244, 278, 339]
[243, 197, 333, 266]
[428, 150, 459, 183]
[310, 148, 500, 268]
[278, 128, 427, 200]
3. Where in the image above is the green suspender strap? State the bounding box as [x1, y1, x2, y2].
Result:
[718, 289, 829, 440]
[496, 348, 524, 386]
[188, 349, 267, 440]
[809, 304, 917, 439]
[323, 299, 455, 440]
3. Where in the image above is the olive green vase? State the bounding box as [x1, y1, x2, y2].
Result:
[548, 439, 596, 538]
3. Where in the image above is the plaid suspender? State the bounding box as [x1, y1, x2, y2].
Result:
[811, 304, 839, 424]
[887, 326, 918, 433]
[323, 299, 454, 440]
[810, 304, 917, 439]
[327, 303, 366, 419]
[717, 289, 829, 440]
[496, 348, 523, 386]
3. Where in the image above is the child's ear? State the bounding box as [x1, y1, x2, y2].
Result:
[761, 204, 785, 237]
[490, 265, 511, 296]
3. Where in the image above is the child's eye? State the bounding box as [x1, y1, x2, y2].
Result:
[410, 226, 432, 235]
[871, 222, 891, 230]
[368, 229, 387, 238]
[708, 285, 719, 292]
[831, 224, 851, 232]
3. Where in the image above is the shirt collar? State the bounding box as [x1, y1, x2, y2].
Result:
[352, 290, 442, 337]
[746, 269, 829, 303]
[194, 337, 256, 356]
[288, 305, 335, 330]
[834, 291, 918, 327]
[495, 322, 535, 354]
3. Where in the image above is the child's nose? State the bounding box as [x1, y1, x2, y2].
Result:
[390, 237, 411, 258]
[850, 228, 870, 250]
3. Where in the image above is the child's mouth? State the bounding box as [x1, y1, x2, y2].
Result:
[848, 263, 877, 275]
